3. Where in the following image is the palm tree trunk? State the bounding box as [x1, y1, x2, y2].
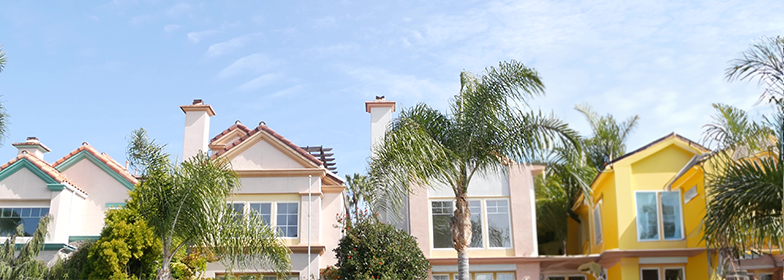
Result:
[157, 240, 172, 280]
[452, 193, 472, 280]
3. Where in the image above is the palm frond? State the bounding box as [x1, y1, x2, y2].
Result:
[726, 36, 784, 102]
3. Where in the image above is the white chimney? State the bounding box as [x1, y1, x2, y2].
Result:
[365, 96, 396, 155]
[12, 137, 51, 160]
[181, 99, 216, 160]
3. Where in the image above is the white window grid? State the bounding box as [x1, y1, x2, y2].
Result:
[429, 198, 513, 250]
[228, 201, 299, 239]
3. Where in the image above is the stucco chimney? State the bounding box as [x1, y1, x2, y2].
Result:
[365, 96, 396, 155]
[12, 137, 51, 160]
[181, 99, 216, 160]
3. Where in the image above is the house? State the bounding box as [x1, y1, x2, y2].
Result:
[366, 97, 548, 280]
[556, 133, 777, 280]
[180, 100, 346, 279]
[0, 137, 138, 261]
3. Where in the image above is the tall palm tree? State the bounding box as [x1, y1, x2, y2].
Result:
[535, 104, 639, 255]
[701, 104, 782, 260]
[725, 35, 784, 252]
[370, 60, 579, 280]
[344, 173, 377, 224]
[127, 129, 291, 280]
[0, 45, 9, 144]
[0, 45, 6, 74]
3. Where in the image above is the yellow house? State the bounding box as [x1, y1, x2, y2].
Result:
[565, 133, 714, 280]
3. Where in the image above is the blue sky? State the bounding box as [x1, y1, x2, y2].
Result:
[0, 0, 782, 177]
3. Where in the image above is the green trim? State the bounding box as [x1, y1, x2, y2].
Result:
[55, 150, 135, 190]
[69, 235, 100, 243]
[13, 243, 71, 251]
[105, 202, 126, 208]
[0, 159, 58, 184]
[47, 183, 66, 191]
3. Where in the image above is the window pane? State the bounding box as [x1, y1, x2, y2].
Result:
[432, 201, 454, 248]
[249, 203, 272, 225]
[433, 275, 449, 280]
[276, 203, 298, 237]
[641, 269, 659, 280]
[569, 276, 587, 280]
[469, 200, 483, 248]
[0, 207, 50, 237]
[593, 205, 603, 245]
[760, 275, 773, 280]
[661, 192, 683, 240]
[486, 200, 512, 248]
[262, 276, 277, 280]
[636, 192, 659, 240]
[664, 268, 683, 280]
[548, 277, 566, 280]
[474, 274, 493, 280]
[497, 273, 515, 280]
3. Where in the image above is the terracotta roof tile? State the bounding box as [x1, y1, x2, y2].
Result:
[52, 143, 139, 185]
[210, 123, 251, 144]
[212, 124, 324, 166]
[0, 153, 87, 195]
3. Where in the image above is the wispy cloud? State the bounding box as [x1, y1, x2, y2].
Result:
[339, 65, 456, 109]
[237, 73, 280, 92]
[205, 32, 263, 58]
[186, 22, 241, 43]
[164, 24, 181, 33]
[165, 3, 192, 18]
[218, 53, 280, 79]
[306, 42, 362, 57]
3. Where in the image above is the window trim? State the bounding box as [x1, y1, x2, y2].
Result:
[640, 267, 661, 280]
[663, 266, 686, 280]
[547, 275, 587, 280]
[430, 199, 456, 250]
[634, 190, 685, 242]
[429, 198, 514, 250]
[485, 198, 514, 249]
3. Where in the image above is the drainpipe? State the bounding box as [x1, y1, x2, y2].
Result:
[308, 175, 312, 280]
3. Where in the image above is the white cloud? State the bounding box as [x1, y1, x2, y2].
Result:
[307, 42, 362, 57]
[218, 53, 280, 79]
[187, 29, 218, 43]
[205, 32, 263, 58]
[164, 24, 181, 33]
[340, 65, 456, 110]
[237, 73, 280, 92]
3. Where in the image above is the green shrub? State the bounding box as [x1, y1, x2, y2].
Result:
[327, 212, 430, 280]
[47, 240, 93, 280]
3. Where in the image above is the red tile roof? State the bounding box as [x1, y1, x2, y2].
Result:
[210, 122, 252, 144]
[52, 143, 139, 185]
[212, 124, 324, 166]
[0, 152, 87, 195]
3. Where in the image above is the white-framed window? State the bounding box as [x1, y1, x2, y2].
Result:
[474, 273, 493, 280]
[593, 199, 603, 245]
[0, 207, 50, 237]
[635, 191, 684, 241]
[430, 198, 512, 249]
[276, 202, 299, 238]
[432, 275, 449, 280]
[486, 199, 512, 248]
[548, 275, 586, 280]
[228, 201, 298, 238]
[640, 267, 685, 280]
[431, 200, 454, 249]
[496, 273, 515, 280]
[758, 274, 773, 280]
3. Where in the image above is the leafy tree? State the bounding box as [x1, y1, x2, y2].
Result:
[344, 173, 377, 225]
[370, 60, 578, 279]
[0, 215, 52, 280]
[701, 104, 782, 257]
[47, 240, 93, 280]
[535, 104, 638, 255]
[82, 207, 161, 280]
[326, 212, 430, 280]
[0, 45, 10, 144]
[0, 45, 6, 74]
[126, 128, 291, 280]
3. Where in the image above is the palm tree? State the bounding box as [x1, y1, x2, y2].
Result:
[344, 173, 377, 224]
[370, 60, 578, 280]
[127, 129, 291, 280]
[0, 45, 9, 144]
[725, 35, 784, 252]
[701, 104, 782, 259]
[535, 104, 638, 255]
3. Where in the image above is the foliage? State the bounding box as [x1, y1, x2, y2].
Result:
[328, 212, 430, 280]
[83, 207, 161, 280]
[725, 35, 784, 103]
[126, 128, 291, 280]
[0, 45, 5, 74]
[370, 60, 578, 279]
[47, 240, 93, 280]
[575, 103, 639, 171]
[344, 173, 377, 225]
[0, 215, 52, 280]
[702, 105, 782, 256]
[0, 45, 9, 145]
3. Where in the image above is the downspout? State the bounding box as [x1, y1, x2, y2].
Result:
[308, 175, 312, 279]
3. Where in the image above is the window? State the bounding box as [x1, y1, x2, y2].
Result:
[469, 200, 483, 248]
[663, 268, 684, 280]
[548, 276, 585, 280]
[249, 203, 272, 225]
[0, 207, 50, 237]
[497, 273, 515, 280]
[474, 273, 493, 280]
[759, 274, 773, 280]
[568, 276, 586, 280]
[548, 277, 566, 280]
[636, 191, 684, 241]
[431, 201, 454, 249]
[486, 200, 512, 248]
[276, 203, 299, 238]
[641, 268, 659, 280]
[593, 200, 603, 245]
[432, 275, 449, 280]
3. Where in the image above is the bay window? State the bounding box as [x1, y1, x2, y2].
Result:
[635, 191, 683, 241]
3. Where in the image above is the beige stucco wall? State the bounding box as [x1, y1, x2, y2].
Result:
[0, 168, 51, 199]
[320, 192, 344, 266]
[230, 139, 306, 170]
[60, 159, 132, 236]
[237, 176, 321, 194]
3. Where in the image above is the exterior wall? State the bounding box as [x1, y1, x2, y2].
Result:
[182, 110, 211, 159]
[230, 139, 307, 170]
[0, 168, 50, 199]
[60, 159, 131, 236]
[320, 191, 345, 266]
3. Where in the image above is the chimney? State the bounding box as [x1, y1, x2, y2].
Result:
[12, 137, 51, 160]
[365, 96, 396, 156]
[180, 99, 216, 160]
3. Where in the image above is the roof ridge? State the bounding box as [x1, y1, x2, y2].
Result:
[52, 143, 138, 185]
[0, 153, 87, 195]
[210, 123, 252, 144]
[212, 124, 324, 166]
